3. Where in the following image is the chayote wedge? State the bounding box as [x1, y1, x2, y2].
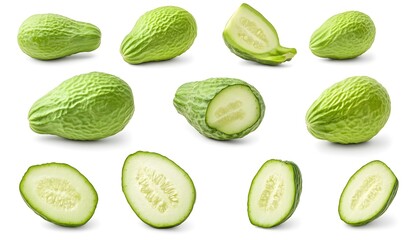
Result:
[223, 3, 296, 65]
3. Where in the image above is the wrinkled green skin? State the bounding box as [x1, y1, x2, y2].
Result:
[306, 76, 390, 144]
[29, 72, 134, 140]
[121, 6, 197, 64]
[339, 160, 398, 226]
[18, 14, 101, 60]
[173, 78, 265, 140]
[248, 159, 302, 228]
[20, 162, 98, 227]
[223, 3, 296, 65]
[310, 11, 375, 59]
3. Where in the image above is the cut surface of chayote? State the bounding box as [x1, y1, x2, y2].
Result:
[223, 3, 296, 65]
[173, 77, 265, 140]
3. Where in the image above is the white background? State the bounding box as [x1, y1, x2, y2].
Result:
[1, 0, 418, 239]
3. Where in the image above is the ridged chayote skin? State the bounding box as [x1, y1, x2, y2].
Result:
[306, 76, 390, 144]
[310, 11, 375, 59]
[173, 78, 265, 140]
[121, 6, 197, 64]
[29, 72, 135, 141]
[17, 14, 101, 60]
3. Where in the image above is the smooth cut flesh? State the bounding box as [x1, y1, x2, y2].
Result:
[206, 85, 260, 134]
[248, 160, 302, 228]
[19, 162, 98, 227]
[339, 160, 398, 225]
[122, 151, 196, 228]
[224, 4, 279, 54]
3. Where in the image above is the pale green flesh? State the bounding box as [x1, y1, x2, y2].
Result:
[248, 160, 297, 227]
[339, 161, 398, 225]
[19, 163, 98, 227]
[206, 85, 260, 134]
[223, 3, 296, 65]
[224, 4, 278, 54]
[122, 151, 195, 228]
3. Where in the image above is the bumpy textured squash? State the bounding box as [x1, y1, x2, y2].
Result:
[18, 14, 101, 60]
[306, 76, 390, 144]
[173, 78, 265, 140]
[120, 6, 197, 64]
[28, 72, 134, 140]
[310, 11, 375, 59]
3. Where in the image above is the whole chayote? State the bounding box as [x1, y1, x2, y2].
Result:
[18, 14, 101, 60]
[120, 6, 197, 64]
[306, 76, 390, 144]
[309, 11, 375, 59]
[28, 72, 134, 141]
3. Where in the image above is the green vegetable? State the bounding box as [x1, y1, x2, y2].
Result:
[339, 160, 398, 226]
[17, 14, 101, 60]
[28, 72, 134, 141]
[173, 77, 265, 140]
[248, 159, 302, 228]
[19, 162, 98, 227]
[223, 3, 296, 65]
[306, 76, 390, 144]
[120, 6, 197, 64]
[310, 11, 375, 59]
[122, 151, 196, 228]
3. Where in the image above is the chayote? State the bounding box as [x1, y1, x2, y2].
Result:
[310, 11, 375, 59]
